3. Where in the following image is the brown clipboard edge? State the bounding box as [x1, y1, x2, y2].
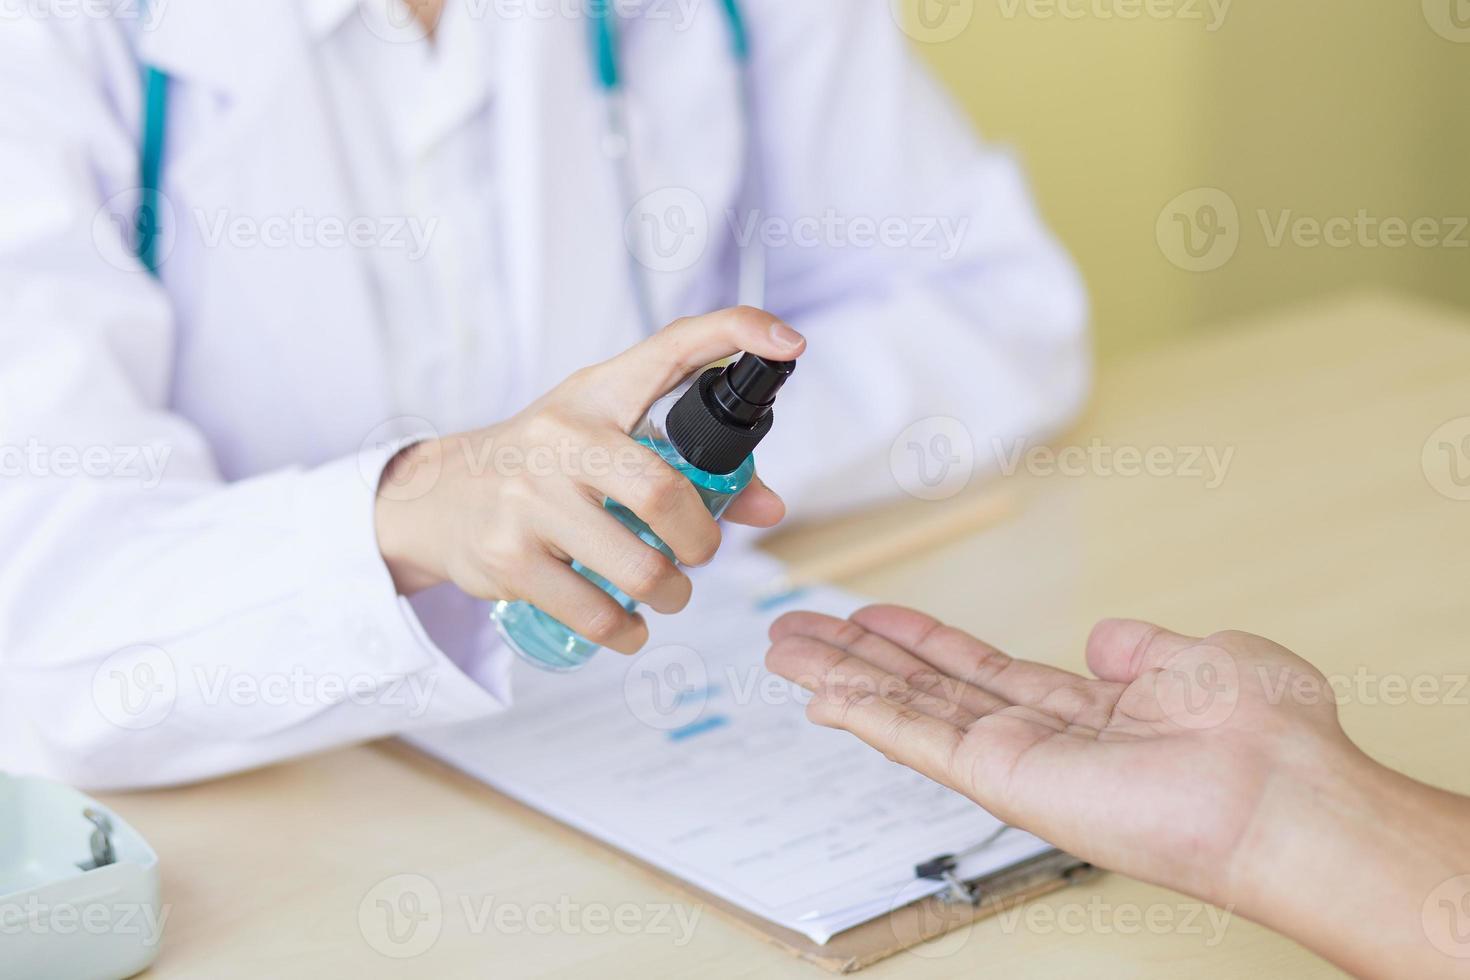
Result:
[379, 739, 1102, 973]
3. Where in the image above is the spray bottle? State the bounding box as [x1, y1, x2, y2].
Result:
[492, 353, 796, 671]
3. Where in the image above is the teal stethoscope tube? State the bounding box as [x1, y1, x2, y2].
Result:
[587, 0, 749, 91]
[588, 0, 764, 327]
[137, 65, 169, 277]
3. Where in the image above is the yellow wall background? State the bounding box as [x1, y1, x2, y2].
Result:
[900, 0, 1470, 355]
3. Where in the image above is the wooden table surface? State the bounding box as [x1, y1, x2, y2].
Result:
[105, 292, 1470, 978]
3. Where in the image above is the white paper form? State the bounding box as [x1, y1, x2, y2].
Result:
[408, 556, 1055, 944]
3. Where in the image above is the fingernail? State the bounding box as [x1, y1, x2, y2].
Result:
[770, 320, 804, 350]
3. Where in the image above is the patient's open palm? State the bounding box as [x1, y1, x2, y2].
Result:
[766, 606, 1351, 905]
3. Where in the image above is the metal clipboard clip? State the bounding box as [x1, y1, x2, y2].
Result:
[913, 825, 1014, 908]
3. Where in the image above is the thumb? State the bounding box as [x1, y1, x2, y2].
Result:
[594, 307, 806, 427]
[1086, 618, 1201, 683]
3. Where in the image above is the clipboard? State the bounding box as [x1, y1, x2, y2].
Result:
[385, 739, 1100, 973]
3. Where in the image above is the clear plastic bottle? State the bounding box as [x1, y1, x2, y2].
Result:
[492, 354, 795, 672]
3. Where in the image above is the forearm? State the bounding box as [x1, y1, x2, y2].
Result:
[1227, 741, 1470, 979]
[0, 452, 509, 789]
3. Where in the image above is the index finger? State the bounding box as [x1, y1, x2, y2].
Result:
[593, 307, 806, 428]
[804, 683, 966, 789]
[768, 610, 1008, 718]
[846, 606, 1112, 726]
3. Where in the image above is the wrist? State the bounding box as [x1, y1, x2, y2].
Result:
[1223, 734, 1380, 913]
[374, 439, 450, 595]
[1226, 734, 1470, 978]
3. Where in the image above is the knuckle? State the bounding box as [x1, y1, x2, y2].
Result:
[621, 549, 676, 598]
[837, 686, 874, 719]
[563, 366, 598, 390]
[728, 304, 771, 331]
[499, 475, 540, 507]
[885, 683, 925, 708]
[548, 367, 606, 409]
[833, 620, 867, 649]
[460, 567, 508, 602]
[493, 580, 526, 604]
[969, 645, 1013, 682]
[883, 707, 922, 744]
[683, 526, 721, 567]
[519, 415, 557, 450]
[1041, 684, 1094, 720]
[480, 552, 528, 594]
[474, 521, 525, 564]
[655, 316, 703, 363]
[633, 472, 686, 520]
[901, 665, 946, 694]
[1126, 624, 1167, 667]
[580, 605, 625, 645]
[525, 406, 577, 445]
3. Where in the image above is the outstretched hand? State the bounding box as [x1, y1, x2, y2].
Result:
[765, 606, 1352, 909]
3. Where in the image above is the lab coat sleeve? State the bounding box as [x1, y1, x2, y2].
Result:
[0, 16, 509, 790]
[741, 0, 1092, 519]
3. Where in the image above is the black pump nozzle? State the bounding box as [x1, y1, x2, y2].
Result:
[666, 353, 796, 475]
[709, 355, 797, 427]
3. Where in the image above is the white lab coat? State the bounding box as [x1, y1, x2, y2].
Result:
[0, 0, 1089, 789]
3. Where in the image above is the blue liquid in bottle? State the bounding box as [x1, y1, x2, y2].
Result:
[492, 355, 793, 672]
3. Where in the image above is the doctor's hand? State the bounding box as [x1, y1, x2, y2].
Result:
[767, 608, 1470, 980]
[373, 307, 805, 653]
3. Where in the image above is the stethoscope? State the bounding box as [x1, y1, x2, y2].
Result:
[132, 0, 767, 331]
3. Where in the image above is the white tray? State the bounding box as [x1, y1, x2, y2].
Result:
[0, 774, 162, 980]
